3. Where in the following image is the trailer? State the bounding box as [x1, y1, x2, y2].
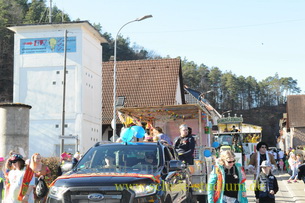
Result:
[118, 104, 216, 202]
[213, 115, 262, 169]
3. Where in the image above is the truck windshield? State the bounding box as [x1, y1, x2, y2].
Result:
[76, 145, 162, 174]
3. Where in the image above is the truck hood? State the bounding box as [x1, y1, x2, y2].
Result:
[52, 172, 160, 187]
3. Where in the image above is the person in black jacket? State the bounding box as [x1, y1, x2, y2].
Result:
[174, 124, 196, 165]
[298, 163, 305, 191]
[255, 160, 279, 203]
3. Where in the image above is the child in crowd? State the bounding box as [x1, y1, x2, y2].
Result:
[255, 160, 279, 203]
[288, 153, 299, 183]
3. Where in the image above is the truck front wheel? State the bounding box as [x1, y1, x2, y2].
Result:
[197, 195, 207, 203]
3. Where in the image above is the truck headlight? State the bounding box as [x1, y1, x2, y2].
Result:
[48, 186, 69, 200]
[129, 184, 157, 197]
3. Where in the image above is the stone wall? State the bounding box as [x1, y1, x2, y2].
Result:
[0, 103, 31, 158]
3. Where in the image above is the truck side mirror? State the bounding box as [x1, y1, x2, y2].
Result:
[169, 160, 183, 171]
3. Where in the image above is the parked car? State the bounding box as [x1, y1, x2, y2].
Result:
[47, 141, 192, 203]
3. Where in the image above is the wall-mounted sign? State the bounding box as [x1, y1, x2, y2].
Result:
[20, 37, 76, 54]
[217, 117, 243, 124]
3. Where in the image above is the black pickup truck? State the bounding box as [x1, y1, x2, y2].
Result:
[47, 141, 192, 203]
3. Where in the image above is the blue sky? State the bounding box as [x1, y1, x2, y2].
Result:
[53, 0, 305, 93]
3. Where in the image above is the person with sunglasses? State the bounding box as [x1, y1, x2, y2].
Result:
[5, 154, 35, 202]
[248, 142, 277, 177]
[247, 142, 276, 203]
[208, 150, 248, 203]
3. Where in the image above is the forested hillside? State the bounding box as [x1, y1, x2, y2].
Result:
[181, 60, 300, 111]
[0, 0, 301, 146]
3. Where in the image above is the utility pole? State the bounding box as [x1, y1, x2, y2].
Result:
[49, 0, 52, 23]
[60, 30, 68, 155]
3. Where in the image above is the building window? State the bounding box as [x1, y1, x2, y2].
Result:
[55, 124, 59, 128]
[53, 81, 56, 85]
[116, 96, 125, 107]
[56, 71, 60, 74]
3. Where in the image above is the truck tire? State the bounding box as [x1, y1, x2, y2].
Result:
[182, 189, 193, 203]
[165, 195, 172, 203]
[191, 195, 197, 203]
[197, 195, 207, 203]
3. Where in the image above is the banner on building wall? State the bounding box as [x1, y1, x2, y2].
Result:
[20, 37, 76, 54]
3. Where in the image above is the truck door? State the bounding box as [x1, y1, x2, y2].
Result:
[163, 147, 188, 201]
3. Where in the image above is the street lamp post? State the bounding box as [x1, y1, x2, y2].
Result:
[199, 90, 213, 100]
[112, 15, 153, 142]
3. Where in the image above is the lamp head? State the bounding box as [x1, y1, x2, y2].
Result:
[136, 15, 153, 21]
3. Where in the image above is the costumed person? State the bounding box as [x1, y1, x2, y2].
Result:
[247, 142, 276, 203]
[30, 153, 51, 202]
[5, 154, 35, 203]
[255, 161, 279, 203]
[152, 127, 172, 144]
[174, 124, 196, 165]
[0, 157, 5, 202]
[248, 142, 277, 176]
[57, 152, 73, 177]
[207, 150, 248, 203]
[3, 150, 16, 177]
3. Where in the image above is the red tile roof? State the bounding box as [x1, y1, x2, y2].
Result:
[102, 58, 184, 124]
[287, 95, 305, 128]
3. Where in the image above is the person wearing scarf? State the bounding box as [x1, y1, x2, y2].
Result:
[208, 150, 248, 203]
[5, 154, 35, 203]
[248, 142, 276, 203]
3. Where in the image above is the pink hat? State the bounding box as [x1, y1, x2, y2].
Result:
[61, 152, 69, 159]
[0, 157, 4, 162]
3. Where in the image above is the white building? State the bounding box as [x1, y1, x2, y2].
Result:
[8, 22, 107, 157]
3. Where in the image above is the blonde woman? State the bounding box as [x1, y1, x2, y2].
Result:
[208, 150, 248, 203]
[30, 153, 51, 202]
